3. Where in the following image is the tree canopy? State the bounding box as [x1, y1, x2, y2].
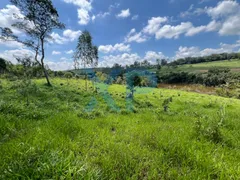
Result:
[74, 31, 98, 69]
[0, 0, 65, 85]
[0, 58, 7, 73]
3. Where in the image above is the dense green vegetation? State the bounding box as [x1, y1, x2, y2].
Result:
[168, 52, 240, 66]
[1, 1, 240, 178]
[169, 59, 240, 73]
[1, 78, 240, 179]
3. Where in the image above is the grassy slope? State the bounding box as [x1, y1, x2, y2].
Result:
[1, 78, 240, 179]
[177, 59, 240, 73]
[154, 59, 240, 74]
[179, 59, 240, 72]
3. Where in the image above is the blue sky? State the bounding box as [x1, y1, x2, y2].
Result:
[0, 0, 240, 70]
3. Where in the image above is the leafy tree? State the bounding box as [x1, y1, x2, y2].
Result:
[64, 72, 73, 84]
[126, 71, 142, 99]
[161, 59, 168, 66]
[112, 63, 122, 69]
[64, 72, 73, 79]
[141, 60, 151, 67]
[15, 56, 39, 78]
[156, 59, 161, 70]
[0, 57, 7, 74]
[74, 31, 98, 90]
[168, 52, 240, 66]
[0, 0, 65, 86]
[130, 61, 141, 68]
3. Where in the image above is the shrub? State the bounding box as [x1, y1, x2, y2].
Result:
[194, 107, 226, 143]
[162, 97, 173, 112]
[64, 72, 73, 79]
[17, 79, 38, 106]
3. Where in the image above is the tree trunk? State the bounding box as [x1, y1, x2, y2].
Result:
[43, 67, 51, 86]
[40, 37, 51, 86]
[85, 72, 88, 91]
[84, 64, 87, 91]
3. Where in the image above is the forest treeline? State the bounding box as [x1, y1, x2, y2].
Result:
[168, 52, 240, 66]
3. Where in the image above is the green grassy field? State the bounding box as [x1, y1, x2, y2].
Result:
[180, 59, 240, 72]
[177, 59, 240, 73]
[153, 59, 240, 74]
[1, 78, 240, 179]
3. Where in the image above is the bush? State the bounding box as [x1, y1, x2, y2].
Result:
[194, 107, 226, 143]
[17, 79, 38, 106]
[64, 72, 73, 79]
[162, 97, 173, 112]
[158, 71, 197, 84]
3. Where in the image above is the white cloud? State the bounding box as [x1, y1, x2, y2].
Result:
[99, 53, 141, 67]
[143, 17, 168, 35]
[0, 48, 34, 64]
[185, 21, 221, 36]
[99, 43, 131, 54]
[109, 3, 120, 10]
[132, 15, 139, 20]
[199, 0, 211, 4]
[116, 9, 131, 18]
[77, 8, 90, 25]
[155, 22, 193, 39]
[207, 1, 240, 36]
[96, 12, 110, 18]
[63, 0, 92, 25]
[52, 51, 61, 55]
[175, 40, 240, 59]
[50, 32, 67, 44]
[0, 48, 74, 71]
[179, 1, 240, 36]
[46, 60, 74, 71]
[50, 29, 81, 44]
[219, 14, 240, 36]
[207, 1, 239, 19]
[124, 28, 148, 43]
[175, 46, 200, 59]
[99, 50, 168, 67]
[144, 51, 166, 63]
[63, 0, 92, 10]
[205, 20, 221, 32]
[0, 5, 25, 35]
[63, 29, 81, 41]
[0, 38, 23, 48]
[91, 15, 96, 21]
[185, 25, 206, 36]
[65, 50, 74, 54]
[180, 4, 195, 18]
[60, 57, 70, 61]
[94, 3, 119, 20]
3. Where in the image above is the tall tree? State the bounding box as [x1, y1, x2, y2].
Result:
[0, 58, 7, 74]
[74, 31, 98, 90]
[0, 0, 65, 86]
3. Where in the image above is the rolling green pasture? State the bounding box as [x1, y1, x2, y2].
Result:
[176, 59, 240, 73]
[0, 78, 240, 179]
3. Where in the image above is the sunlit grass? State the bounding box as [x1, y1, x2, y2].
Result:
[0, 78, 240, 179]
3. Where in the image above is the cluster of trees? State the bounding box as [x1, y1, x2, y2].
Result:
[111, 59, 168, 69]
[157, 67, 240, 87]
[0, 0, 98, 89]
[169, 53, 240, 66]
[0, 58, 7, 74]
[0, 0, 65, 86]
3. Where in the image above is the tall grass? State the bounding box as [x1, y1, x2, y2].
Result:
[0, 78, 240, 179]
